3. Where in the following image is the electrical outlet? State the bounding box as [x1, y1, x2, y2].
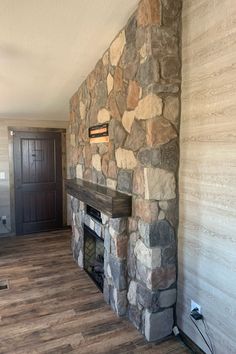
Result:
[191, 300, 201, 314]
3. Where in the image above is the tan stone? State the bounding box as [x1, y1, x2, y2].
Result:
[102, 51, 109, 66]
[133, 167, 145, 197]
[151, 265, 176, 290]
[107, 178, 117, 190]
[110, 30, 126, 66]
[137, 0, 161, 27]
[87, 71, 96, 91]
[144, 168, 176, 200]
[113, 67, 123, 92]
[134, 239, 161, 269]
[84, 144, 92, 168]
[107, 73, 114, 95]
[158, 210, 166, 220]
[108, 93, 121, 119]
[101, 154, 109, 176]
[97, 108, 111, 123]
[146, 117, 177, 146]
[79, 101, 86, 120]
[70, 134, 76, 147]
[159, 200, 168, 210]
[127, 81, 140, 110]
[92, 154, 101, 171]
[122, 110, 135, 133]
[134, 198, 159, 223]
[76, 164, 83, 179]
[108, 160, 117, 179]
[135, 94, 163, 120]
[115, 148, 137, 169]
[114, 234, 128, 259]
[163, 96, 179, 128]
[128, 218, 138, 232]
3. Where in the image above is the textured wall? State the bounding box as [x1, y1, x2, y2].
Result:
[68, 0, 182, 341]
[177, 0, 236, 353]
[0, 118, 68, 234]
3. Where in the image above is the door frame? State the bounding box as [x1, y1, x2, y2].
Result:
[8, 127, 67, 235]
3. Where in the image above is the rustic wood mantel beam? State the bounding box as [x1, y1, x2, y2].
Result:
[65, 178, 132, 218]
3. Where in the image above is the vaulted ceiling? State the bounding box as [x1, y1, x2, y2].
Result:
[0, 0, 139, 121]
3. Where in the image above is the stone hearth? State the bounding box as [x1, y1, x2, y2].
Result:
[67, 0, 181, 342]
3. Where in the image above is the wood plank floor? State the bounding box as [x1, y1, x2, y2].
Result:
[0, 230, 191, 354]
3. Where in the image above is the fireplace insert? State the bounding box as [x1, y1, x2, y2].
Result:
[83, 224, 104, 291]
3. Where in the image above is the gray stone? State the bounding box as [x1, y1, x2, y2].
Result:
[97, 171, 106, 186]
[94, 222, 102, 238]
[161, 56, 180, 80]
[124, 120, 146, 152]
[103, 278, 110, 305]
[151, 148, 162, 167]
[104, 228, 111, 253]
[69, 165, 76, 178]
[162, 0, 182, 26]
[109, 254, 127, 290]
[127, 232, 139, 279]
[116, 92, 127, 117]
[137, 56, 159, 87]
[109, 218, 127, 234]
[141, 220, 175, 248]
[71, 198, 79, 213]
[160, 139, 179, 172]
[158, 289, 176, 308]
[137, 283, 159, 312]
[135, 26, 146, 49]
[124, 59, 139, 80]
[113, 289, 127, 316]
[145, 83, 179, 95]
[128, 305, 142, 330]
[137, 148, 152, 166]
[117, 169, 133, 194]
[109, 119, 127, 148]
[121, 43, 137, 67]
[144, 308, 173, 341]
[162, 243, 176, 265]
[151, 27, 178, 56]
[127, 280, 137, 305]
[95, 81, 107, 108]
[125, 15, 137, 45]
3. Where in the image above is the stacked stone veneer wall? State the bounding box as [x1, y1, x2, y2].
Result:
[68, 0, 181, 342]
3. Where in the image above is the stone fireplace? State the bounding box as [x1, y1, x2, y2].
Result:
[67, 0, 181, 342]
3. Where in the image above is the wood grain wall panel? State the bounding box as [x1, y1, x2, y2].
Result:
[0, 118, 68, 234]
[178, 0, 236, 353]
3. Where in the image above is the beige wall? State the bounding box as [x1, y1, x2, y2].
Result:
[177, 1, 236, 353]
[0, 118, 68, 234]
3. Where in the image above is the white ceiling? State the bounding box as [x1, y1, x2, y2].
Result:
[0, 0, 139, 121]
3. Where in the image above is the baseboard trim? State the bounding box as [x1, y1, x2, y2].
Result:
[179, 330, 206, 354]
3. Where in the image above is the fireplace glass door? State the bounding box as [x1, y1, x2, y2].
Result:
[84, 224, 104, 291]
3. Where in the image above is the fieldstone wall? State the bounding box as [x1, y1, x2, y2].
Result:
[68, 0, 181, 342]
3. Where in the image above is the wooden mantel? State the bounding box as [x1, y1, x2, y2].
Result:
[65, 178, 132, 218]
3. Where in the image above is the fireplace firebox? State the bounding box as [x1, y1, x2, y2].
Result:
[83, 224, 104, 291]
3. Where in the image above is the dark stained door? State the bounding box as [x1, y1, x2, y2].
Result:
[13, 131, 63, 235]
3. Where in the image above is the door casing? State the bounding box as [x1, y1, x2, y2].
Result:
[8, 127, 66, 235]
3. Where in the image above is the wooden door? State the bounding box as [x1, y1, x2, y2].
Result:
[13, 131, 63, 235]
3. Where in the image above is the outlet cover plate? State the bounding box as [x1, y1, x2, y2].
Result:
[191, 300, 201, 314]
